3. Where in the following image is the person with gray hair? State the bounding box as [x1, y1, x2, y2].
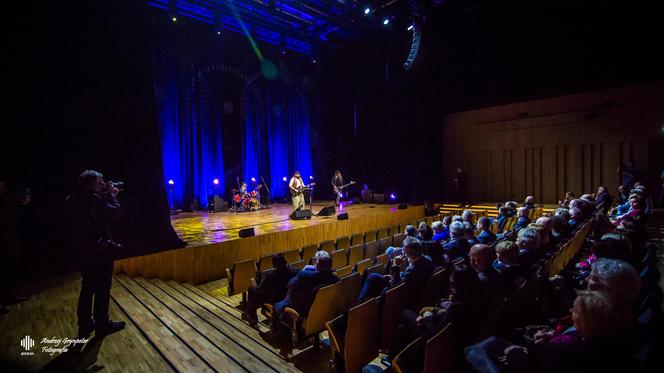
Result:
[588, 258, 641, 304]
[385, 236, 420, 260]
[462, 210, 474, 225]
[302, 249, 331, 271]
[554, 208, 571, 222]
[517, 227, 541, 268]
[568, 207, 583, 231]
[443, 221, 471, 261]
[432, 221, 449, 242]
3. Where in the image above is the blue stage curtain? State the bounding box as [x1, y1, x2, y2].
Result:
[242, 82, 261, 190]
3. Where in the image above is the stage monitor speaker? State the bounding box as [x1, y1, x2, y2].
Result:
[316, 206, 336, 216]
[213, 196, 228, 212]
[290, 209, 312, 220]
[372, 193, 385, 204]
[398, 203, 408, 209]
[239, 227, 255, 238]
[361, 189, 373, 203]
[337, 212, 349, 220]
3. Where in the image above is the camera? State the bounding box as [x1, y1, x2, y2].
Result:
[109, 181, 125, 191]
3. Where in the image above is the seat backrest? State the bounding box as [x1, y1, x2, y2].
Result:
[339, 272, 362, 312]
[351, 232, 365, 246]
[378, 237, 392, 254]
[392, 336, 423, 373]
[320, 240, 336, 254]
[331, 249, 348, 270]
[416, 268, 448, 311]
[258, 254, 274, 274]
[381, 282, 409, 352]
[355, 258, 372, 275]
[423, 323, 455, 373]
[392, 233, 406, 248]
[289, 260, 306, 271]
[334, 265, 352, 278]
[364, 241, 379, 259]
[336, 236, 351, 251]
[283, 248, 300, 264]
[347, 244, 364, 267]
[364, 230, 377, 243]
[304, 282, 342, 337]
[389, 225, 400, 237]
[425, 216, 433, 226]
[375, 253, 388, 266]
[365, 263, 385, 278]
[257, 268, 274, 285]
[301, 244, 318, 263]
[344, 298, 380, 373]
[229, 258, 257, 295]
[377, 228, 389, 240]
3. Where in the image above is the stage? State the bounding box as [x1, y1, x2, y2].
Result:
[114, 201, 424, 284]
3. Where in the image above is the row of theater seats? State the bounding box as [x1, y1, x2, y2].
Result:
[226, 224, 414, 297]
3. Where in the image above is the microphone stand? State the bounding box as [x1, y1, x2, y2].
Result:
[260, 175, 271, 208]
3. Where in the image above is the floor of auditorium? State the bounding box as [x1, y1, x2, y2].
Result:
[2, 209, 663, 372]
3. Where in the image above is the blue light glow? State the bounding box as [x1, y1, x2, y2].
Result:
[383, 18, 389, 25]
[364, 8, 370, 15]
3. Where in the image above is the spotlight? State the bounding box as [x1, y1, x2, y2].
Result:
[213, 178, 219, 185]
[216, 30, 221, 36]
[407, 24, 414, 31]
[172, 16, 177, 22]
[282, 176, 287, 182]
[390, 193, 397, 200]
[364, 7, 371, 15]
[309, 176, 314, 180]
[383, 18, 390, 25]
[311, 58, 317, 64]
[168, 179, 175, 186]
[251, 177, 256, 182]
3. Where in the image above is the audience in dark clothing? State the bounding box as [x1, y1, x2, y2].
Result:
[512, 207, 532, 232]
[247, 253, 298, 323]
[444, 221, 471, 261]
[273, 255, 338, 321]
[476, 217, 497, 244]
[359, 240, 434, 310]
[470, 244, 505, 306]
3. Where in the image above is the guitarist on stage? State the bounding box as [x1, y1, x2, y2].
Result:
[331, 170, 354, 206]
[289, 171, 306, 212]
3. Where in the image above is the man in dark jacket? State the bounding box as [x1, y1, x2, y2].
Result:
[470, 244, 504, 306]
[246, 253, 298, 323]
[274, 255, 338, 320]
[443, 221, 471, 261]
[475, 217, 497, 245]
[65, 170, 125, 338]
[512, 207, 531, 232]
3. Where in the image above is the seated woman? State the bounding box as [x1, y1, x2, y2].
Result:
[466, 290, 635, 373]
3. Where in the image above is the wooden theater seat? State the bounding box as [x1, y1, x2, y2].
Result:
[377, 228, 389, 240]
[336, 236, 351, 251]
[423, 323, 455, 373]
[320, 240, 336, 254]
[350, 232, 364, 247]
[380, 282, 408, 352]
[289, 260, 306, 271]
[375, 253, 388, 266]
[355, 258, 372, 275]
[392, 233, 406, 248]
[331, 249, 348, 270]
[378, 237, 392, 254]
[416, 268, 448, 311]
[283, 248, 300, 264]
[225, 258, 257, 297]
[364, 263, 385, 278]
[347, 244, 364, 268]
[301, 244, 318, 264]
[389, 225, 400, 237]
[257, 253, 274, 274]
[364, 241, 379, 259]
[339, 272, 362, 312]
[364, 230, 377, 243]
[326, 298, 380, 373]
[334, 265, 352, 278]
[283, 282, 342, 348]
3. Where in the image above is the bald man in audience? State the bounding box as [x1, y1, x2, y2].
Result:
[469, 244, 504, 305]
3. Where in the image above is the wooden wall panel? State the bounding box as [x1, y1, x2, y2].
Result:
[441, 82, 663, 203]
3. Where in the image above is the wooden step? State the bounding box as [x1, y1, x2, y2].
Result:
[147, 278, 299, 372]
[114, 275, 247, 372]
[110, 277, 214, 373]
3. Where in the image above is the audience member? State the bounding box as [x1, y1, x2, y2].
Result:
[516, 227, 541, 269]
[443, 221, 471, 261]
[493, 241, 523, 289]
[512, 207, 531, 232]
[246, 253, 298, 324]
[273, 255, 338, 322]
[432, 220, 449, 242]
[470, 244, 504, 305]
[475, 217, 496, 244]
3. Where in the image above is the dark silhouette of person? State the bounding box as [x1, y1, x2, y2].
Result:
[65, 170, 125, 337]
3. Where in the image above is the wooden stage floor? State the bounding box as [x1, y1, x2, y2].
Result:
[171, 201, 408, 247]
[114, 201, 424, 284]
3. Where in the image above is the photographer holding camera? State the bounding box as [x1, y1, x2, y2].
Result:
[65, 170, 125, 339]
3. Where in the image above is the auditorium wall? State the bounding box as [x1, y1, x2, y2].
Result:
[441, 82, 664, 203]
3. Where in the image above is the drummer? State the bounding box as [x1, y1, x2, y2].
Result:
[240, 181, 248, 197]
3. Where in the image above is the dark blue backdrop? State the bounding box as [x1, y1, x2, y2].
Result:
[151, 15, 313, 210]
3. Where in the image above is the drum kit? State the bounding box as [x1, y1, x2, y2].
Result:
[228, 185, 265, 212]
